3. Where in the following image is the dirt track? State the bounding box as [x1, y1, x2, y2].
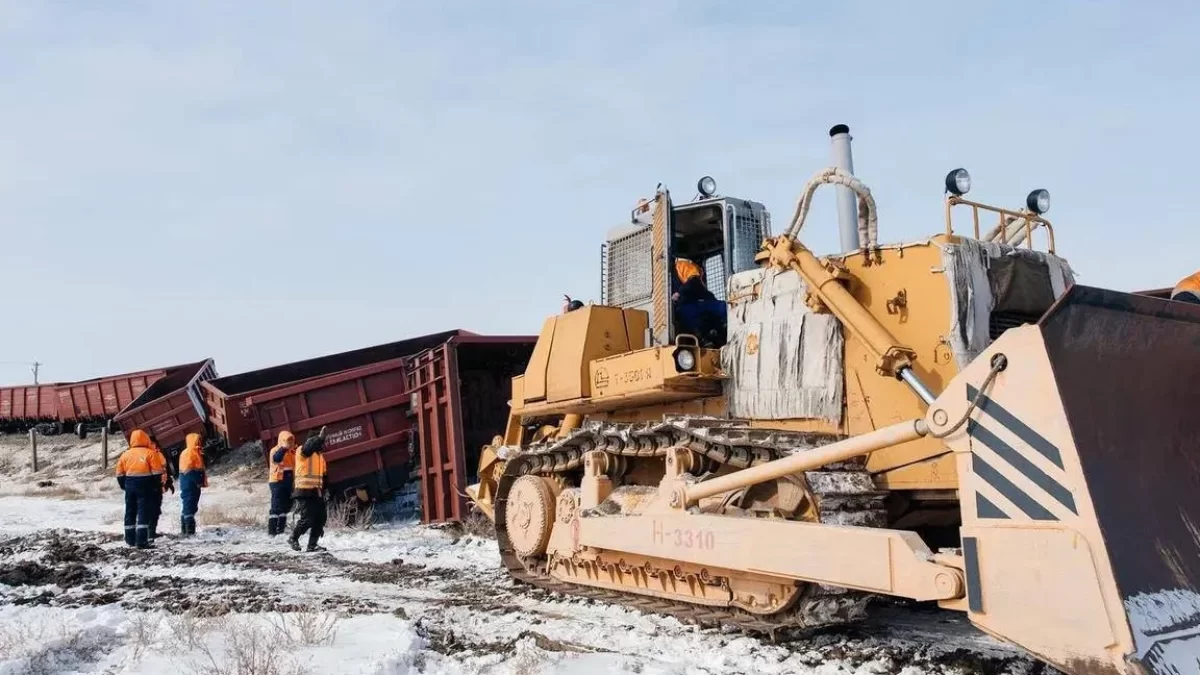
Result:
[0, 526, 1052, 674]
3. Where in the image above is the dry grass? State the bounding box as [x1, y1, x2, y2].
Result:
[326, 499, 375, 531]
[185, 616, 314, 675]
[199, 503, 261, 527]
[0, 619, 111, 675]
[168, 610, 224, 650]
[21, 483, 87, 500]
[463, 508, 497, 539]
[265, 609, 340, 647]
[125, 613, 161, 661]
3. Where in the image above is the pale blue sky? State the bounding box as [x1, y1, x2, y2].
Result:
[2, 1, 1197, 384]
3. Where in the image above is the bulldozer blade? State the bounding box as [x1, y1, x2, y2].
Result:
[1039, 286, 1200, 674]
[932, 285, 1200, 675]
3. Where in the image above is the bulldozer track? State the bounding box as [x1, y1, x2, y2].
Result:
[493, 417, 888, 634]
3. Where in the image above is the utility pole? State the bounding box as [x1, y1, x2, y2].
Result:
[31, 361, 41, 385]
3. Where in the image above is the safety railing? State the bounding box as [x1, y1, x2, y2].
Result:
[944, 195, 1056, 254]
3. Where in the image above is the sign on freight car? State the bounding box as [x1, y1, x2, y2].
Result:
[324, 424, 364, 449]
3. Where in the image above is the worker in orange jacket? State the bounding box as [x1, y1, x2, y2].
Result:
[671, 258, 727, 348]
[116, 430, 167, 549]
[288, 428, 329, 553]
[146, 435, 174, 542]
[178, 433, 207, 536]
[268, 431, 297, 536]
[1171, 271, 1200, 304]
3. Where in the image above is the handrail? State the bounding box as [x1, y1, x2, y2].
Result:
[944, 195, 1056, 254]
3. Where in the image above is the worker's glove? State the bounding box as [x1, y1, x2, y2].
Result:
[302, 435, 325, 455]
[166, 480, 175, 494]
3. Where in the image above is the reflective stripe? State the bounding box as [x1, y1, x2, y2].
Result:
[123, 471, 164, 478]
[294, 453, 327, 490]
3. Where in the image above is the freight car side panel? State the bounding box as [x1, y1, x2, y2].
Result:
[203, 330, 467, 448]
[249, 358, 414, 500]
[56, 368, 169, 422]
[406, 336, 536, 523]
[0, 385, 58, 421]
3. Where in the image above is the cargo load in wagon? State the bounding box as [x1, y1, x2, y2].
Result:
[201, 330, 468, 448]
[406, 335, 537, 523]
[113, 359, 218, 454]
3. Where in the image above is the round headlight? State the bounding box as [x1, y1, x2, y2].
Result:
[674, 348, 697, 372]
[697, 176, 717, 197]
[944, 168, 971, 196]
[1026, 189, 1050, 214]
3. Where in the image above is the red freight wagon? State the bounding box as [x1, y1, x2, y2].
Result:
[113, 360, 217, 453]
[247, 357, 414, 501]
[201, 329, 466, 448]
[405, 335, 536, 523]
[55, 366, 178, 428]
[0, 384, 60, 431]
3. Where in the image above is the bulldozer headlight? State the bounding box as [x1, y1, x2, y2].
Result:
[945, 168, 971, 196]
[697, 175, 717, 198]
[1026, 188, 1050, 214]
[673, 348, 697, 372]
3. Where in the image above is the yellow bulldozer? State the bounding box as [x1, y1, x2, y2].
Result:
[465, 125, 1200, 675]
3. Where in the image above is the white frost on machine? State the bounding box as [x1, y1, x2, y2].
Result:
[722, 266, 845, 424]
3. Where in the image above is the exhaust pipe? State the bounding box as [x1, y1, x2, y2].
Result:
[829, 124, 861, 252]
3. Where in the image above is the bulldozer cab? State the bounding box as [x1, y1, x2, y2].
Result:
[601, 181, 771, 345]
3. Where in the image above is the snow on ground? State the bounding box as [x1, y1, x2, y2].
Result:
[0, 434, 1046, 675]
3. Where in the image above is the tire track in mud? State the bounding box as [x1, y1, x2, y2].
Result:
[0, 528, 1051, 675]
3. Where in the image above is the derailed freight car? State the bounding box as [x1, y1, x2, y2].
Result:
[246, 356, 414, 502]
[200, 330, 467, 449]
[405, 335, 536, 523]
[112, 360, 218, 455]
[243, 333, 536, 521]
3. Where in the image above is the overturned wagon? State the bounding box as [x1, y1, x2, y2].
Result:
[112, 360, 218, 454]
[200, 330, 463, 450]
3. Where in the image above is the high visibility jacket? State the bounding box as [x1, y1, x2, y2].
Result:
[1172, 271, 1200, 302]
[116, 430, 167, 482]
[179, 433, 207, 489]
[269, 431, 297, 483]
[294, 451, 327, 492]
[674, 258, 702, 284]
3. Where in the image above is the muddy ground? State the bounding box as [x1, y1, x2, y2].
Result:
[0, 525, 1051, 675]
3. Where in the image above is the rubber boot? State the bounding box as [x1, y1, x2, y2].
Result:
[188, 518, 197, 536]
[268, 516, 278, 536]
[181, 516, 189, 537]
[306, 532, 326, 553]
[287, 536, 301, 552]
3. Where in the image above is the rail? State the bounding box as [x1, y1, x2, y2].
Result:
[944, 195, 1056, 254]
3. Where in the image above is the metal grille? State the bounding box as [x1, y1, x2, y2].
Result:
[603, 227, 654, 308]
[704, 254, 727, 301]
[730, 205, 769, 276]
[988, 311, 1041, 340]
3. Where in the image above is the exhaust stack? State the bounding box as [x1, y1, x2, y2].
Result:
[829, 124, 861, 251]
